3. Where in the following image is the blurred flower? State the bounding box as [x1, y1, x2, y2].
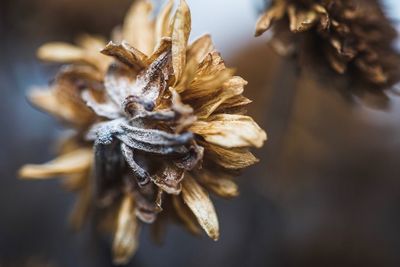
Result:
[19, 0, 266, 264]
[255, 0, 400, 87]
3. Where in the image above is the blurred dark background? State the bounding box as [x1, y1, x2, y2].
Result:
[1, 0, 400, 266]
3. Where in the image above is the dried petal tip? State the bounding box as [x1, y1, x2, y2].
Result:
[19, 149, 92, 179]
[37, 43, 84, 63]
[182, 176, 220, 241]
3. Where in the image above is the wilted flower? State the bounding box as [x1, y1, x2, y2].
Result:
[255, 0, 400, 87]
[19, 0, 266, 264]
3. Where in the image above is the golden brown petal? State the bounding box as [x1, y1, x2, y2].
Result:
[123, 0, 155, 55]
[183, 69, 234, 101]
[190, 114, 266, 148]
[37, 42, 110, 72]
[287, 5, 318, 33]
[152, 164, 184, 195]
[101, 41, 148, 71]
[187, 34, 214, 65]
[172, 195, 202, 235]
[146, 37, 172, 65]
[255, 1, 286, 36]
[194, 76, 247, 119]
[37, 43, 85, 63]
[112, 194, 140, 265]
[28, 85, 94, 126]
[155, 0, 174, 45]
[195, 170, 239, 198]
[174, 34, 215, 92]
[69, 179, 92, 231]
[181, 175, 219, 240]
[19, 149, 92, 179]
[76, 34, 107, 51]
[171, 0, 191, 84]
[201, 141, 259, 170]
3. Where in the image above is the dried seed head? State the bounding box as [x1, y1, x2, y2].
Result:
[255, 0, 400, 89]
[20, 0, 266, 263]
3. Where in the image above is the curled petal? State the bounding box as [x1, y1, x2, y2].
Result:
[82, 90, 121, 120]
[190, 114, 266, 148]
[182, 175, 219, 240]
[112, 194, 140, 265]
[19, 149, 92, 179]
[88, 119, 194, 156]
[172, 0, 191, 84]
[121, 143, 151, 186]
[101, 41, 148, 71]
[152, 164, 184, 195]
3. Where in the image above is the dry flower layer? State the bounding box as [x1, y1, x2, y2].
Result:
[20, 0, 266, 264]
[255, 0, 400, 87]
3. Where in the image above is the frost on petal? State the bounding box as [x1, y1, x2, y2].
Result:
[181, 175, 219, 240]
[19, 149, 93, 179]
[113, 194, 140, 265]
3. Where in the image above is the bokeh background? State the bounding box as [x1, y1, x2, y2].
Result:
[1, 0, 400, 266]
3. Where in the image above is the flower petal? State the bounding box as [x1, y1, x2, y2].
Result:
[172, 195, 201, 235]
[112, 194, 140, 265]
[254, 2, 286, 36]
[172, 0, 191, 84]
[195, 170, 239, 198]
[123, 0, 155, 55]
[201, 141, 259, 170]
[19, 149, 92, 179]
[190, 114, 267, 148]
[69, 180, 92, 231]
[155, 0, 174, 44]
[37, 42, 85, 63]
[187, 34, 214, 65]
[193, 76, 248, 118]
[37, 42, 110, 71]
[101, 41, 148, 71]
[181, 175, 219, 240]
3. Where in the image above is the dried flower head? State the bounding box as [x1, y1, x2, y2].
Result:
[255, 0, 400, 87]
[19, 0, 266, 264]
